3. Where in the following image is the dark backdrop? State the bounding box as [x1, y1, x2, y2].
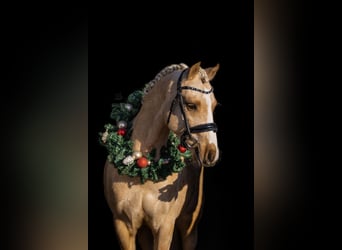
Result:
[89, 2, 253, 249]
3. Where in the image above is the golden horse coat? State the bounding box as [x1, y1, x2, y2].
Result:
[101, 62, 220, 250]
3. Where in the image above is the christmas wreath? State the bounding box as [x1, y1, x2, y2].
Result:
[99, 89, 192, 183]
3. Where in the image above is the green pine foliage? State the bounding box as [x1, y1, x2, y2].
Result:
[99, 90, 192, 183]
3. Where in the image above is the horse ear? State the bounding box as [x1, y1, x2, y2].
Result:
[205, 63, 220, 81]
[187, 61, 202, 80]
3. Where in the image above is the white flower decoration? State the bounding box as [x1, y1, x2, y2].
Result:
[101, 131, 109, 143]
[123, 155, 135, 165]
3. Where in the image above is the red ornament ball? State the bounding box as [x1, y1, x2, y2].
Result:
[117, 128, 126, 136]
[137, 157, 149, 168]
[177, 144, 187, 153]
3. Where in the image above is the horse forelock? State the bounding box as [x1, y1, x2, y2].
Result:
[143, 63, 188, 96]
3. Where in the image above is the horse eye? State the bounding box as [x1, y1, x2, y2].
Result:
[185, 103, 197, 111]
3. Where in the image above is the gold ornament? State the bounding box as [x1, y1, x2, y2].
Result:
[132, 151, 142, 159]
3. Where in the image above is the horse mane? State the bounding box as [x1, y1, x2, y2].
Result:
[142, 63, 188, 96]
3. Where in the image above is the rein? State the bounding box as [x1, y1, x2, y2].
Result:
[167, 69, 218, 166]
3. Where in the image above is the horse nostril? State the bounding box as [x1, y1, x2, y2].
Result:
[205, 144, 217, 164]
[207, 149, 216, 163]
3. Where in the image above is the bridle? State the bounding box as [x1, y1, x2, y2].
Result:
[167, 68, 218, 166]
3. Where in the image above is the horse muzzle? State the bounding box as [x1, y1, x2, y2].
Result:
[202, 142, 219, 167]
[181, 127, 219, 167]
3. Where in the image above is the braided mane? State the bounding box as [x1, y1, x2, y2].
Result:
[143, 63, 188, 95]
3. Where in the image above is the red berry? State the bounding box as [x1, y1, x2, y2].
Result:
[177, 144, 187, 153]
[117, 128, 126, 136]
[137, 157, 149, 168]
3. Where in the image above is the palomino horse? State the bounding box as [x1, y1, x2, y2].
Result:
[102, 61, 220, 249]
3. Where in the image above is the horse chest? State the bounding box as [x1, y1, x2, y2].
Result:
[112, 175, 189, 221]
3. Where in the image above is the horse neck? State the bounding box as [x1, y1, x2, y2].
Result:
[131, 74, 175, 159]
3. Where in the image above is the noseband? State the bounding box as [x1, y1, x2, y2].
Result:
[167, 69, 218, 165]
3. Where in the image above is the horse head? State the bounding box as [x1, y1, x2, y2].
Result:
[167, 61, 220, 167]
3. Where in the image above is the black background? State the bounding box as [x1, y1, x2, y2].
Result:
[89, 2, 253, 250]
[1, 2, 254, 250]
[2, 2, 331, 250]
